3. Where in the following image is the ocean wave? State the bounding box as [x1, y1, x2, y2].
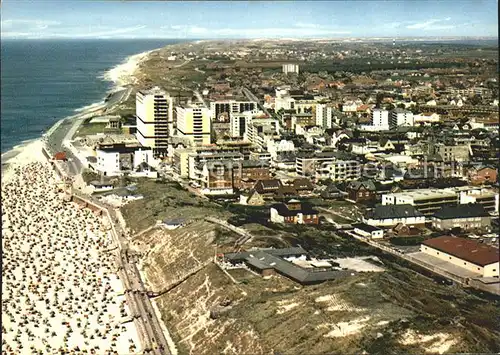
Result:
[74, 101, 105, 113]
[100, 49, 157, 90]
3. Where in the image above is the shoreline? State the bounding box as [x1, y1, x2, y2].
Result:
[0, 47, 159, 173]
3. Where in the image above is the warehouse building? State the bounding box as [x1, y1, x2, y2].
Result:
[421, 236, 499, 278]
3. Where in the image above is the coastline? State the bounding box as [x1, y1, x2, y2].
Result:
[1, 46, 167, 353]
[1, 47, 158, 178]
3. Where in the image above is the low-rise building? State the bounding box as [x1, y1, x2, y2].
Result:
[467, 166, 498, 185]
[94, 144, 154, 177]
[270, 199, 319, 224]
[363, 204, 425, 227]
[434, 143, 470, 163]
[316, 159, 361, 182]
[353, 223, 384, 239]
[432, 203, 492, 231]
[346, 180, 377, 203]
[382, 189, 459, 216]
[421, 236, 499, 277]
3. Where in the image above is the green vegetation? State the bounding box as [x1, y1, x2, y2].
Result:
[75, 123, 107, 137]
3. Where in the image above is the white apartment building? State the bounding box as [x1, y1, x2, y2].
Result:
[95, 144, 154, 177]
[282, 64, 299, 75]
[390, 108, 414, 128]
[370, 109, 390, 131]
[135, 86, 174, 155]
[414, 112, 441, 124]
[176, 103, 211, 146]
[267, 139, 295, 159]
[316, 160, 361, 182]
[210, 100, 257, 121]
[229, 109, 264, 138]
[315, 103, 336, 129]
[245, 119, 280, 150]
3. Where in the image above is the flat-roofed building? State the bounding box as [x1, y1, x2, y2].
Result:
[95, 143, 153, 177]
[390, 108, 414, 128]
[316, 159, 361, 182]
[282, 64, 299, 75]
[210, 100, 257, 121]
[434, 143, 470, 162]
[382, 189, 459, 216]
[421, 236, 499, 277]
[135, 86, 174, 156]
[458, 187, 499, 214]
[176, 102, 211, 146]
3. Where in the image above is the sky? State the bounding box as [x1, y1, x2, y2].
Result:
[1, 0, 498, 40]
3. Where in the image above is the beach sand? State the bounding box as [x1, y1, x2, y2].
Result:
[1, 150, 141, 353]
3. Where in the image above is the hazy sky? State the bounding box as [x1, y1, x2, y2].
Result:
[1, 0, 498, 39]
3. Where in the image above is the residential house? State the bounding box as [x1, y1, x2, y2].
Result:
[353, 223, 384, 239]
[239, 189, 265, 206]
[291, 178, 315, 196]
[320, 184, 345, 200]
[270, 199, 319, 224]
[421, 236, 499, 277]
[363, 204, 426, 227]
[432, 203, 492, 231]
[233, 160, 271, 189]
[467, 166, 498, 185]
[254, 179, 283, 197]
[346, 180, 377, 203]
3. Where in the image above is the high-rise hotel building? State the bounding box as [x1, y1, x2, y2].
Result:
[135, 86, 173, 155]
[176, 102, 211, 146]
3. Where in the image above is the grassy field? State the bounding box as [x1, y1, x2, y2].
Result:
[75, 123, 107, 137]
[121, 178, 230, 234]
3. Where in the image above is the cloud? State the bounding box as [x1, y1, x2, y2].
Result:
[1, 24, 147, 39]
[1, 19, 61, 30]
[295, 22, 320, 29]
[406, 18, 455, 31]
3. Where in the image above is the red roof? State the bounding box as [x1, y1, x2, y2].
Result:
[423, 236, 499, 266]
[53, 152, 67, 161]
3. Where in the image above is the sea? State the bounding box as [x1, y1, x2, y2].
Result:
[1, 39, 185, 154]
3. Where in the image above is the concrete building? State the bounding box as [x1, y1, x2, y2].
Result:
[135, 86, 174, 155]
[245, 119, 280, 150]
[95, 143, 153, 177]
[390, 108, 414, 128]
[421, 236, 499, 277]
[176, 102, 212, 146]
[382, 189, 459, 216]
[414, 112, 441, 124]
[282, 64, 299, 75]
[432, 203, 492, 231]
[371, 109, 390, 130]
[458, 187, 499, 214]
[316, 160, 361, 182]
[210, 100, 257, 121]
[434, 143, 470, 162]
[315, 103, 336, 129]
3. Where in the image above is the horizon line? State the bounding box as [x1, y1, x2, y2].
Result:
[1, 36, 498, 41]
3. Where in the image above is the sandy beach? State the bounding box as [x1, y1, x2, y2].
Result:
[0, 45, 168, 354]
[1, 150, 141, 353]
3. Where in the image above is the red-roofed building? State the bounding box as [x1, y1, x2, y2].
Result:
[421, 236, 499, 277]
